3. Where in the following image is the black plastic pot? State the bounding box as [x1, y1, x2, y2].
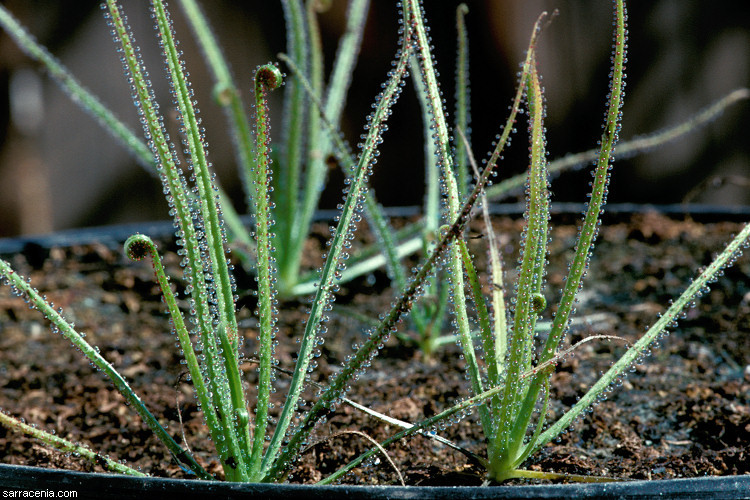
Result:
[1, 205, 748, 498]
[3, 203, 750, 255]
[0, 463, 748, 500]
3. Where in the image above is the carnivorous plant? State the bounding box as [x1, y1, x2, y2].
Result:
[0, 0, 748, 486]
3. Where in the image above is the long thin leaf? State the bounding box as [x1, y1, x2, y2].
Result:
[289, 0, 371, 293]
[0, 411, 146, 477]
[247, 64, 283, 479]
[0, 257, 211, 480]
[177, 0, 256, 212]
[260, 10, 414, 478]
[493, 56, 549, 466]
[105, 0, 242, 478]
[531, 221, 750, 458]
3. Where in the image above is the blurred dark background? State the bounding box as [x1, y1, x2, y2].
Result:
[0, 0, 748, 237]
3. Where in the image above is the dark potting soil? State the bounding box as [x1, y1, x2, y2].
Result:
[0, 211, 748, 485]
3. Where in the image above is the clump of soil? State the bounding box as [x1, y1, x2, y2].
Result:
[0, 212, 748, 484]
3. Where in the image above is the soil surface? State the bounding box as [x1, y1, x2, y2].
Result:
[0, 211, 748, 485]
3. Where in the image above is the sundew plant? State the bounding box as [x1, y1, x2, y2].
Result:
[0, 0, 504, 482]
[0, 0, 748, 485]
[292, 0, 750, 485]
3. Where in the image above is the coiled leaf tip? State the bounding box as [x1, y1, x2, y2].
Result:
[124, 233, 154, 261]
[256, 64, 283, 92]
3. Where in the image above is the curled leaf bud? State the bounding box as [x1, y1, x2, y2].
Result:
[235, 408, 250, 428]
[124, 233, 156, 261]
[255, 63, 283, 92]
[532, 293, 546, 314]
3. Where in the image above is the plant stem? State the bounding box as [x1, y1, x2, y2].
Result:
[492, 56, 549, 469]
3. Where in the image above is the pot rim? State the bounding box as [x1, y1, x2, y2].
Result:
[1, 202, 748, 255]
[0, 463, 747, 499]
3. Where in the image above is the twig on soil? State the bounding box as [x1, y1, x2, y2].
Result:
[300, 429, 405, 485]
[243, 357, 488, 470]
